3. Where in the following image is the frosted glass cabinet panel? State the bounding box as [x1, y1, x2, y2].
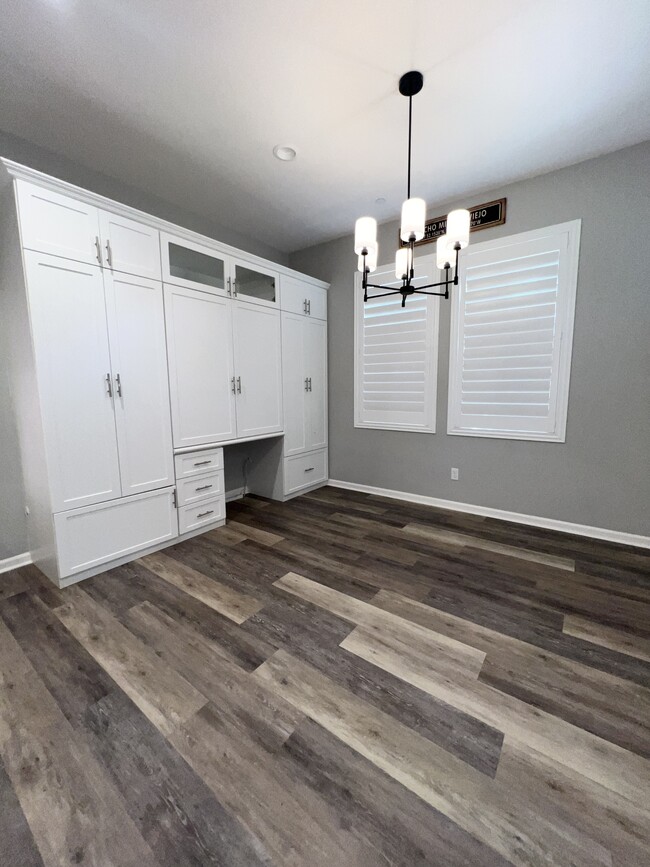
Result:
[161, 233, 227, 295]
[233, 259, 279, 307]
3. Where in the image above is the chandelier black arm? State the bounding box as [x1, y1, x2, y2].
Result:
[363, 289, 406, 299]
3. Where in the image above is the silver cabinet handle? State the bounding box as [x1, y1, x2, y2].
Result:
[307, 299, 311, 315]
[306, 377, 312, 392]
[194, 459, 212, 466]
[105, 239, 113, 268]
[231, 376, 236, 394]
[115, 373, 122, 397]
[105, 373, 113, 397]
[94, 236, 103, 265]
[304, 467, 315, 472]
[196, 509, 214, 518]
[195, 484, 213, 491]
[303, 298, 308, 314]
[233, 280, 238, 297]
[236, 376, 242, 394]
[305, 377, 310, 392]
[227, 277, 232, 297]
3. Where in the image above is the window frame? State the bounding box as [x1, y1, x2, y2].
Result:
[447, 220, 581, 443]
[354, 253, 440, 434]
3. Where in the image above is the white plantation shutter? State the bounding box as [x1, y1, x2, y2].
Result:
[354, 255, 439, 432]
[448, 221, 580, 441]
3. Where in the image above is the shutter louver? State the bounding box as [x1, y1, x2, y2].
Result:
[355, 258, 438, 431]
[448, 223, 580, 441]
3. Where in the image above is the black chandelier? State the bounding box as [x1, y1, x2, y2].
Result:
[355, 71, 471, 307]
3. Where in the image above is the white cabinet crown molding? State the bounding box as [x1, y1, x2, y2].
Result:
[0, 157, 329, 290]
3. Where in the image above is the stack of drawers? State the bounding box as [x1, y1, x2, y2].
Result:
[174, 447, 226, 534]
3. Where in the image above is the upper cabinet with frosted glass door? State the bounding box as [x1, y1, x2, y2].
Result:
[161, 232, 229, 296]
[230, 257, 280, 309]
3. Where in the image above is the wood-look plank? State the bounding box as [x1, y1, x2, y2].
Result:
[125, 600, 305, 751]
[0, 757, 45, 867]
[169, 701, 381, 866]
[253, 649, 612, 867]
[340, 624, 650, 805]
[496, 740, 650, 867]
[83, 689, 272, 867]
[0, 592, 115, 727]
[283, 716, 510, 867]
[274, 571, 486, 678]
[0, 618, 158, 867]
[403, 522, 576, 570]
[226, 520, 284, 546]
[140, 550, 263, 624]
[84, 559, 277, 671]
[371, 589, 650, 755]
[243, 597, 503, 776]
[0, 569, 30, 602]
[534, 576, 650, 634]
[479, 650, 650, 759]
[563, 614, 650, 662]
[204, 524, 248, 545]
[53, 586, 206, 735]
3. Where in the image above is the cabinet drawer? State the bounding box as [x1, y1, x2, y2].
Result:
[178, 495, 225, 534]
[284, 449, 328, 494]
[176, 470, 224, 506]
[281, 276, 327, 320]
[174, 448, 224, 479]
[54, 488, 177, 578]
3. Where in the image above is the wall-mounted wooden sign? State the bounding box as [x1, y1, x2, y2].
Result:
[399, 197, 507, 248]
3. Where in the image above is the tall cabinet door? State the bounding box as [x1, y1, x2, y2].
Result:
[105, 273, 174, 495]
[164, 285, 237, 447]
[232, 302, 283, 439]
[99, 211, 161, 280]
[23, 251, 122, 512]
[281, 312, 307, 456]
[305, 318, 328, 451]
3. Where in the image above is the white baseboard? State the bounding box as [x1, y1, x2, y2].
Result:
[0, 551, 33, 575]
[225, 486, 246, 503]
[327, 479, 650, 550]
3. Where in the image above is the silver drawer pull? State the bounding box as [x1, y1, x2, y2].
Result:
[193, 460, 212, 466]
[304, 467, 315, 472]
[196, 509, 214, 518]
[195, 484, 213, 491]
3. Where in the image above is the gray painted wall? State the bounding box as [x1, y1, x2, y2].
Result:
[290, 141, 650, 537]
[0, 129, 288, 559]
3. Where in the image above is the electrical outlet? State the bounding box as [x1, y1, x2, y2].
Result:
[451, 467, 459, 481]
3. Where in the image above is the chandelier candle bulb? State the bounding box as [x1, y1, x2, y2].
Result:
[395, 247, 410, 280]
[436, 234, 453, 269]
[446, 208, 471, 248]
[400, 197, 426, 242]
[354, 217, 377, 255]
[358, 245, 378, 273]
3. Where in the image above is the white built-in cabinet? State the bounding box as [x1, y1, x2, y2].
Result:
[3, 164, 327, 586]
[165, 285, 238, 446]
[17, 180, 162, 278]
[282, 313, 327, 456]
[23, 251, 174, 514]
[164, 288, 283, 446]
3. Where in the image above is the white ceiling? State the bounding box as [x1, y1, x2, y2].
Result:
[1, 0, 649, 254]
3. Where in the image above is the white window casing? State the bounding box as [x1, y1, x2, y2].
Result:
[448, 220, 581, 442]
[354, 254, 439, 433]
